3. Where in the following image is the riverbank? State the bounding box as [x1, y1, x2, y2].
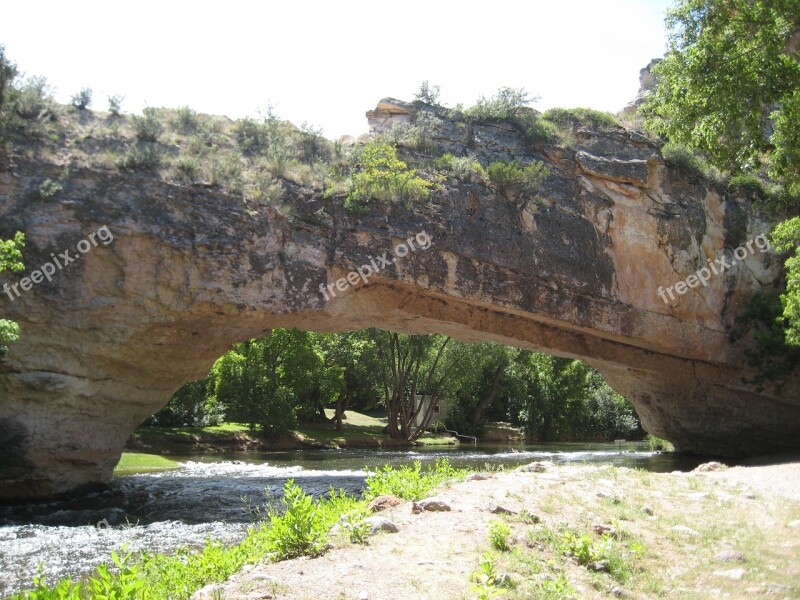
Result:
[197, 460, 800, 599]
[126, 410, 458, 455]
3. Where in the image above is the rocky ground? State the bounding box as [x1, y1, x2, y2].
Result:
[193, 461, 800, 600]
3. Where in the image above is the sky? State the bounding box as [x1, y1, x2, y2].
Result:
[1, 0, 674, 139]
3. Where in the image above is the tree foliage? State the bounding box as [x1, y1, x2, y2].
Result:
[643, 0, 800, 190]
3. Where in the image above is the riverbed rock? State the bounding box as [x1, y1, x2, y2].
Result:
[367, 495, 403, 512]
[487, 503, 518, 515]
[517, 462, 548, 473]
[713, 568, 746, 580]
[1, 95, 798, 501]
[715, 550, 747, 563]
[363, 516, 399, 535]
[593, 524, 618, 538]
[671, 525, 701, 537]
[694, 462, 728, 472]
[787, 520, 800, 529]
[412, 498, 451, 513]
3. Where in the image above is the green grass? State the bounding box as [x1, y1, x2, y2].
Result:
[132, 413, 456, 450]
[113, 453, 179, 475]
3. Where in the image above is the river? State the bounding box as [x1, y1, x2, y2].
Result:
[0, 443, 704, 596]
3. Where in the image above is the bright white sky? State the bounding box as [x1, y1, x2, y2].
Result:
[1, 0, 673, 139]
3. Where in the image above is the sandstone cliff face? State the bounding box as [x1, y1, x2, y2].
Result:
[1, 100, 797, 500]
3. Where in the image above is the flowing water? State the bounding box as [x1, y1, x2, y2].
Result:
[0, 443, 704, 596]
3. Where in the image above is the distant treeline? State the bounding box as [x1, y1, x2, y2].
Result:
[150, 328, 644, 443]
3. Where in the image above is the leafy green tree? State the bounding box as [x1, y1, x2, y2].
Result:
[210, 329, 326, 437]
[773, 217, 800, 344]
[371, 330, 453, 441]
[1, 231, 24, 356]
[642, 0, 800, 190]
[0, 45, 17, 113]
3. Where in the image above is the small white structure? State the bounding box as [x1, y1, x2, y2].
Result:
[413, 394, 449, 429]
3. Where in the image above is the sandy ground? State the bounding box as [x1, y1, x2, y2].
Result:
[194, 461, 800, 600]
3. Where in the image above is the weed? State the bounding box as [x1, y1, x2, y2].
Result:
[364, 458, 466, 500]
[470, 552, 506, 599]
[489, 519, 512, 551]
[264, 481, 328, 560]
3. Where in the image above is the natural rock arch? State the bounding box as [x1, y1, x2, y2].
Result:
[1, 100, 798, 500]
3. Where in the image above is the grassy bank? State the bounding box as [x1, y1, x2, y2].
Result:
[12, 460, 466, 599]
[113, 453, 180, 475]
[126, 410, 457, 455]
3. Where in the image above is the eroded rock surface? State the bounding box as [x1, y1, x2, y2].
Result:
[1, 99, 798, 500]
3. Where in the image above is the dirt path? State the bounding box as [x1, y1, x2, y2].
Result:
[194, 462, 800, 600]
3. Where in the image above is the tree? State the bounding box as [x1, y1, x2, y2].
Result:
[0, 45, 17, 112]
[414, 81, 441, 106]
[0, 231, 24, 356]
[210, 329, 327, 437]
[773, 217, 800, 344]
[643, 0, 800, 189]
[372, 331, 453, 441]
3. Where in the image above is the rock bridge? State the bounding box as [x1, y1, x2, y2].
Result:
[1, 100, 798, 500]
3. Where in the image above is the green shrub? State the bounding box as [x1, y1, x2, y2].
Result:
[210, 153, 243, 193]
[559, 530, 634, 583]
[70, 87, 92, 111]
[13, 76, 56, 121]
[264, 481, 328, 560]
[234, 117, 271, 156]
[487, 159, 549, 197]
[364, 458, 465, 500]
[107, 94, 123, 116]
[661, 142, 709, 179]
[728, 173, 766, 199]
[35, 178, 63, 199]
[172, 105, 198, 133]
[175, 155, 200, 182]
[488, 519, 511, 551]
[345, 142, 432, 213]
[470, 552, 506, 599]
[296, 122, 331, 163]
[435, 153, 485, 180]
[119, 142, 162, 170]
[542, 107, 619, 131]
[132, 107, 163, 142]
[464, 87, 536, 122]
